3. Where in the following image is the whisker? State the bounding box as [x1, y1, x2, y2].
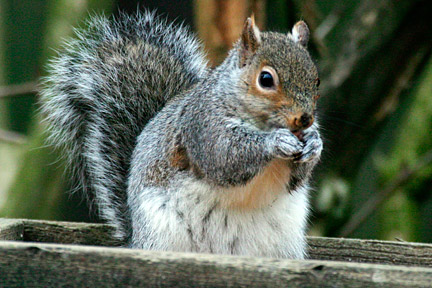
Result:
[320, 115, 363, 128]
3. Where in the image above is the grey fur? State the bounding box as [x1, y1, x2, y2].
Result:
[40, 11, 323, 259]
[40, 11, 208, 240]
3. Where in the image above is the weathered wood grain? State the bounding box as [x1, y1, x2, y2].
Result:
[0, 218, 24, 241]
[25, 220, 118, 246]
[0, 218, 117, 245]
[308, 236, 432, 268]
[2, 218, 432, 287]
[2, 219, 432, 268]
[0, 240, 432, 288]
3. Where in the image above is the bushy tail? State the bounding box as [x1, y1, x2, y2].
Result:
[40, 10, 208, 241]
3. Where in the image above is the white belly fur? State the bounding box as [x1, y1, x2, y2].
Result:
[136, 159, 310, 258]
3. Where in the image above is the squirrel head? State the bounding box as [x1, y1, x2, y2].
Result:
[238, 17, 320, 134]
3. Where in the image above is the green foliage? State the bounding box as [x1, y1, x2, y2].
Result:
[0, 124, 64, 219]
[0, 0, 114, 220]
[0, 0, 431, 243]
[378, 58, 432, 242]
[289, 0, 432, 241]
[380, 59, 432, 185]
[1, 0, 48, 133]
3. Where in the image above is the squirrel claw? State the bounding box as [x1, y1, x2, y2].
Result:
[295, 130, 323, 163]
[270, 129, 304, 159]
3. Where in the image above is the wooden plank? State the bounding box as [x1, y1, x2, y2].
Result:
[0, 218, 116, 245]
[308, 236, 432, 268]
[21, 219, 118, 246]
[0, 240, 431, 287]
[0, 218, 24, 241]
[2, 218, 432, 269]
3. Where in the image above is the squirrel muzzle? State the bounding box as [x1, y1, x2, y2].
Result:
[288, 112, 314, 131]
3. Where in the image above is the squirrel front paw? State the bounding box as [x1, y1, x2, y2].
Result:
[295, 129, 323, 163]
[267, 129, 304, 159]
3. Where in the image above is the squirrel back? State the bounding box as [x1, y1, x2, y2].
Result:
[40, 11, 208, 240]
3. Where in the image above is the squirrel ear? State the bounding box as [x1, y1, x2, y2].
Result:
[291, 21, 309, 47]
[240, 15, 261, 67]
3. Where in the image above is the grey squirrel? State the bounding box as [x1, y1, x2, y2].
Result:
[40, 10, 322, 259]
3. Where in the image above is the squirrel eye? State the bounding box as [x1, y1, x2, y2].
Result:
[258, 71, 274, 88]
[316, 78, 321, 87]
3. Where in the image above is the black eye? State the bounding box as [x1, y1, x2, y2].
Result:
[316, 78, 320, 87]
[259, 71, 274, 88]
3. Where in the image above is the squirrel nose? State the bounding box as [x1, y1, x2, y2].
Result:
[293, 113, 313, 129]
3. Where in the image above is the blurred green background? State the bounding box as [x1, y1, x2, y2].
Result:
[0, 0, 431, 243]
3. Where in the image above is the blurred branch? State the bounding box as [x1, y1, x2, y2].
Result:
[194, 0, 266, 66]
[0, 129, 27, 145]
[339, 149, 432, 237]
[0, 81, 38, 98]
[373, 48, 428, 122]
[294, 0, 323, 32]
[313, 0, 431, 180]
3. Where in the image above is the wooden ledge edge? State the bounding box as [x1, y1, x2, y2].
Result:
[0, 240, 432, 287]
